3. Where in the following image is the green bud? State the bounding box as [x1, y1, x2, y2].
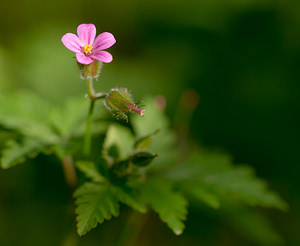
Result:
[131, 150, 157, 167]
[104, 88, 145, 122]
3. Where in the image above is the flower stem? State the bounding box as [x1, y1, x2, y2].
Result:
[83, 77, 108, 157]
[83, 77, 96, 157]
[87, 76, 96, 99]
[83, 100, 95, 156]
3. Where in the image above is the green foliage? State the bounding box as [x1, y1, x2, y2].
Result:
[0, 92, 107, 168]
[138, 179, 188, 235]
[131, 97, 177, 171]
[72, 97, 287, 240]
[130, 150, 158, 167]
[74, 182, 120, 236]
[186, 185, 220, 209]
[74, 180, 146, 235]
[76, 161, 106, 183]
[1, 139, 51, 169]
[134, 133, 154, 150]
[103, 124, 135, 161]
[167, 151, 287, 211]
[112, 185, 147, 213]
[50, 97, 89, 138]
[0, 92, 287, 244]
[0, 91, 58, 143]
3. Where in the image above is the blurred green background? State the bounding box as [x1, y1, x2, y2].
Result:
[0, 0, 299, 245]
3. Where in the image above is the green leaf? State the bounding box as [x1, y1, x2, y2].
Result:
[113, 185, 147, 213]
[0, 92, 58, 143]
[168, 151, 287, 210]
[74, 181, 147, 236]
[185, 185, 220, 209]
[134, 129, 159, 150]
[103, 124, 135, 160]
[50, 97, 108, 139]
[50, 97, 89, 138]
[1, 139, 51, 169]
[54, 139, 82, 158]
[139, 179, 188, 235]
[74, 183, 119, 236]
[0, 92, 109, 169]
[76, 161, 106, 183]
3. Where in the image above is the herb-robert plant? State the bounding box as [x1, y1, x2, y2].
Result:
[61, 24, 144, 156]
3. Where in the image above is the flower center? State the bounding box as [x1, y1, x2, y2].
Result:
[83, 44, 93, 56]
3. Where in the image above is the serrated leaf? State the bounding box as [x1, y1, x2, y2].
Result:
[1, 139, 51, 169]
[76, 161, 106, 183]
[50, 97, 89, 138]
[0, 92, 59, 143]
[204, 165, 286, 209]
[139, 179, 188, 235]
[74, 183, 120, 236]
[103, 124, 135, 160]
[113, 185, 147, 213]
[167, 151, 287, 210]
[185, 185, 220, 209]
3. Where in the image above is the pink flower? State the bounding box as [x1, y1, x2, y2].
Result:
[61, 24, 116, 65]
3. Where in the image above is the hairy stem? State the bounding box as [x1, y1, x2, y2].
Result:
[83, 77, 108, 157]
[83, 77, 96, 157]
[83, 99, 95, 157]
[87, 76, 96, 99]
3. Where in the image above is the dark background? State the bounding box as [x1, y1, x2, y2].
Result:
[0, 0, 299, 245]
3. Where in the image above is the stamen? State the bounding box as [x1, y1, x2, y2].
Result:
[83, 44, 93, 56]
[84, 44, 93, 53]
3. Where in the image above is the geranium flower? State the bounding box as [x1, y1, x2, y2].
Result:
[61, 24, 116, 65]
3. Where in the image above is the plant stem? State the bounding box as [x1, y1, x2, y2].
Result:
[83, 100, 95, 156]
[62, 156, 77, 189]
[83, 77, 96, 157]
[87, 76, 96, 99]
[83, 77, 108, 157]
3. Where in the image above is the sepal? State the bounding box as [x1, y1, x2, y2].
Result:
[78, 59, 102, 79]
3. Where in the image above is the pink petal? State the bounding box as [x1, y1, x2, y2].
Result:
[76, 52, 93, 64]
[61, 33, 82, 53]
[93, 32, 116, 51]
[77, 24, 96, 45]
[91, 51, 113, 63]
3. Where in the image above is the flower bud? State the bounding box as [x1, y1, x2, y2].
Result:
[104, 88, 145, 122]
[130, 150, 157, 167]
[78, 60, 102, 79]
